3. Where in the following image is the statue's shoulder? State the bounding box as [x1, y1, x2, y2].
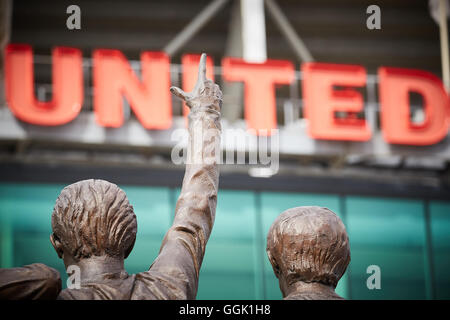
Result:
[18, 263, 61, 279]
[58, 273, 136, 300]
[131, 271, 189, 300]
[0, 263, 61, 300]
[285, 292, 345, 300]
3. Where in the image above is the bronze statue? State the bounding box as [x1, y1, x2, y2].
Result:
[0, 263, 61, 299]
[0, 53, 223, 300]
[266, 206, 351, 300]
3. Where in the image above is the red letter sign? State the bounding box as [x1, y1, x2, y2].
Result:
[222, 58, 294, 134]
[302, 62, 371, 141]
[378, 67, 449, 145]
[5, 44, 83, 125]
[93, 50, 172, 129]
[181, 54, 215, 120]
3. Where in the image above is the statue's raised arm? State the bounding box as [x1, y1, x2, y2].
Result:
[142, 53, 222, 299]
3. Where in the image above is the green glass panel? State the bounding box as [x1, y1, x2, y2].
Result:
[0, 207, 13, 268]
[125, 237, 166, 275]
[260, 192, 347, 299]
[121, 186, 171, 274]
[429, 201, 450, 299]
[200, 242, 255, 273]
[198, 272, 256, 300]
[0, 183, 65, 233]
[121, 186, 171, 237]
[197, 190, 261, 299]
[0, 183, 67, 284]
[346, 196, 427, 299]
[14, 232, 67, 286]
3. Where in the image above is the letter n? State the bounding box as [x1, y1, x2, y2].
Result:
[93, 49, 172, 129]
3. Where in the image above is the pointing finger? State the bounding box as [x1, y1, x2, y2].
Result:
[170, 86, 189, 101]
[196, 53, 207, 84]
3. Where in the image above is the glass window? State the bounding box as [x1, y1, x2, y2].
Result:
[429, 201, 450, 299]
[122, 186, 171, 275]
[197, 190, 260, 299]
[346, 196, 427, 299]
[0, 183, 67, 284]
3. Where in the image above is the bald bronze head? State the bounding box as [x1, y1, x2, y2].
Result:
[50, 179, 137, 264]
[266, 206, 350, 299]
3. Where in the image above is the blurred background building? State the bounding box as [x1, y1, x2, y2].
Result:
[0, 0, 449, 299]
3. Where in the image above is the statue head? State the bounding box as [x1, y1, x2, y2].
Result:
[266, 206, 350, 297]
[50, 179, 137, 265]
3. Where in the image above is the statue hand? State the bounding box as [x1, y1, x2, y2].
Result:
[170, 53, 222, 112]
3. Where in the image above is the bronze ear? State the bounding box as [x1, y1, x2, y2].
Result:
[124, 235, 136, 259]
[267, 250, 281, 278]
[50, 233, 63, 259]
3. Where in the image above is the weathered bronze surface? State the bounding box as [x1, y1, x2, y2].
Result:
[266, 206, 351, 300]
[0, 53, 222, 300]
[0, 263, 61, 299]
